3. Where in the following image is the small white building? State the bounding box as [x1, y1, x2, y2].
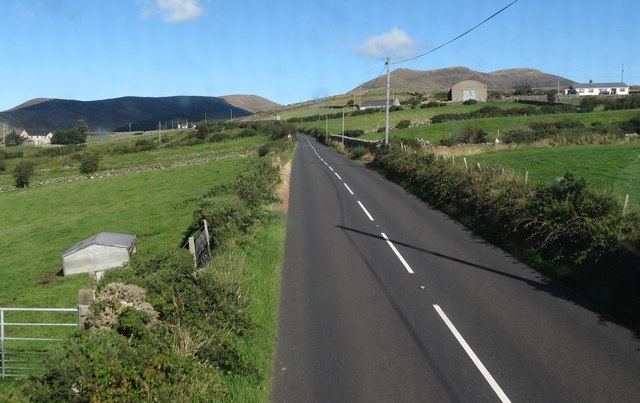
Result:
[449, 80, 488, 102]
[568, 82, 630, 96]
[19, 129, 53, 146]
[61, 232, 137, 277]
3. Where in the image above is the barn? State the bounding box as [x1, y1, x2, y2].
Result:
[449, 80, 488, 103]
[61, 232, 137, 277]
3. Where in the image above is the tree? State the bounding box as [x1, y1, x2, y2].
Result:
[13, 161, 35, 187]
[79, 152, 100, 175]
[5, 130, 24, 146]
[513, 83, 532, 96]
[196, 124, 209, 140]
[76, 120, 89, 137]
[546, 90, 557, 104]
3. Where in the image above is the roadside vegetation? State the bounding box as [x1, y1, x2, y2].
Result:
[1, 121, 294, 401]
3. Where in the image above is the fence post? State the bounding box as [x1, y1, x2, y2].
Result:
[623, 194, 630, 216]
[463, 157, 468, 169]
[188, 236, 197, 268]
[525, 171, 529, 185]
[203, 220, 211, 252]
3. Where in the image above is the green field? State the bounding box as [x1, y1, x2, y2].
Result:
[0, 134, 262, 186]
[464, 143, 640, 213]
[0, 135, 279, 399]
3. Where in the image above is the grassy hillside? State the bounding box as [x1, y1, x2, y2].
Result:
[0, 145, 257, 307]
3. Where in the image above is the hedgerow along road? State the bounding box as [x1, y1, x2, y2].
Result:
[272, 134, 640, 402]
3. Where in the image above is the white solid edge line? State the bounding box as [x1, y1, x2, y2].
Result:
[344, 183, 354, 195]
[380, 232, 414, 274]
[335, 172, 342, 180]
[432, 304, 511, 403]
[357, 201, 374, 221]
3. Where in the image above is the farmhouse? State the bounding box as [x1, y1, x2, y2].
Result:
[61, 232, 137, 277]
[359, 98, 400, 110]
[19, 129, 53, 146]
[568, 82, 629, 96]
[449, 80, 488, 102]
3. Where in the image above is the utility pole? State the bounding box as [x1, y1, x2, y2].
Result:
[2, 123, 6, 147]
[342, 107, 345, 146]
[325, 116, 328, 142]
[621, 64, 625, 82]
[385, 56, 391, 146]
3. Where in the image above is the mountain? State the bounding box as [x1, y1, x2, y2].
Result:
[0, 95, 280, 133]
[221, 94, 280, 113]
[352, 66, 576, 93]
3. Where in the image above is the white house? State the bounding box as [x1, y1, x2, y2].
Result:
[19, 129, 53, 146]
[568, 82, 630, 96]
[61, 232, 137, 277]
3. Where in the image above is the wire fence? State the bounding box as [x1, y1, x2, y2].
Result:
[184, 220, 212, 268]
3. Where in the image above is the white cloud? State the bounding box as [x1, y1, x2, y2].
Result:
[144, 0, 204, 23]
[354, 28, 419, 59]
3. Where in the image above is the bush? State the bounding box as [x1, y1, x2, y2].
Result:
[79, 151, 100, 175]
[350, 146, 369, 160]
[24, 330, 223, 402]
[13, 160, 35, 187]
[453, 126, 488, 144]
[395, 120, 411, 129]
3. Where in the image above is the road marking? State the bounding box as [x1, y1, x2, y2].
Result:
[433, 304, 511, 403]
[380, 233, 414, 274]
[357, 201, 374, 221]
[344, 183, 354, 195]
[328, 166, 334, 172]
[335, 172, 342, 180]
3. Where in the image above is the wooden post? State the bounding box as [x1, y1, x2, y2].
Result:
[188, 236, 197, 267]
[623, 195, 630, 215]
[525, 171, 529, 185]
[463, 157, 468, 169]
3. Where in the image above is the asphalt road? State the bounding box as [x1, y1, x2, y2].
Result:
[272, 134, 640, 402]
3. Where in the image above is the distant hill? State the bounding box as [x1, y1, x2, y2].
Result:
[352, 66, 576, 94]
[0, 95, 280, 133]
[221, 94, 280, 113]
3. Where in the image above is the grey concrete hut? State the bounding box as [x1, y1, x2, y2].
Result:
[61, 232, 137, 277]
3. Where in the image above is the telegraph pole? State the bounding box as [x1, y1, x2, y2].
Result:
[2, 123, 6, 147]
[342, 107, 345, 146]
[325, 115, 328, 142]
[385, 57, 391, 146]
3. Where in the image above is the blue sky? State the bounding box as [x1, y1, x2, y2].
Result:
[1, 0, 638, 111]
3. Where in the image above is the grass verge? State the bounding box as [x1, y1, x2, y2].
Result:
[221, 215, 285, 402]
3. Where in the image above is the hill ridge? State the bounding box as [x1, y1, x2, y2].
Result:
[353, 66, 575, 93]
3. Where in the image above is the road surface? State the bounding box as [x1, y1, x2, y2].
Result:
[273, 134, 640, 402]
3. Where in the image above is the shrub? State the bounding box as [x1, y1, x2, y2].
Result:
[344, 129, 365, 138]
[453, 126, 488, 144]
[395, 120, 411, 129]
[23, 330, 223, 402]
[89, 283, 158, 339]
[134, 139, 155, 151]
[350, 146, 369, 160]
[13, 160, 35, 187]
[79, 151, 100, 175]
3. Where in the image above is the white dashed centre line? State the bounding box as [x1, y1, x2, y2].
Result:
[334, 172, 342, 180]
[357, 201, 374, 221]
[380, 233, 414, 274]
[344, 183, 354, 195]
[433, 304, 511, 403]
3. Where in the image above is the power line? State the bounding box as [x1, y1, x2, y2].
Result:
[392, 0, 520, 65]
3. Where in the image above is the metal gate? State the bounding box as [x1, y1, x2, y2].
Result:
[1, 307, 79, 378]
